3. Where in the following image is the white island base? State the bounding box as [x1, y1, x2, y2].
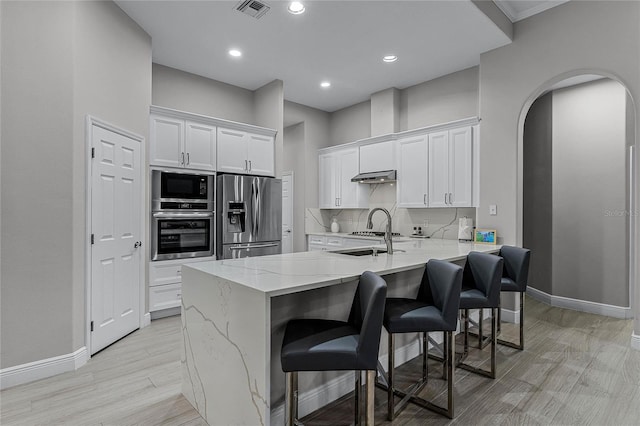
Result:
[181, 239, 500, 425]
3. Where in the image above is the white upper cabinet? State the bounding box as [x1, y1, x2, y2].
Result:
[217, 128, 275, 177]
[185, 121, 216, 171]
[150, 115, 184, 169]
[428, 126, 473, 207]
[150, 114, 216, 171]
[397, 134, 429, 207]
[318, 147, 368, 209]
[359, 140, 395, 173]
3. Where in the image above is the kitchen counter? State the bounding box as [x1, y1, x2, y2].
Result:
[181, 239, 500, 425]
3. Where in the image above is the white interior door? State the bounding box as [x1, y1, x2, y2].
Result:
[282, 172, 293, 254]
[91, 124, 142, 354]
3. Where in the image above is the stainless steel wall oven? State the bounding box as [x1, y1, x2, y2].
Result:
[151, 169, 215, 261]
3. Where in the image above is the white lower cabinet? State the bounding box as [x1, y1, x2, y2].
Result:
[148, 257, 213, 313]
[307, 235, 383, 251]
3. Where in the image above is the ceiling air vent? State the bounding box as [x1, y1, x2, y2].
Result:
[235, 0, 271, 19]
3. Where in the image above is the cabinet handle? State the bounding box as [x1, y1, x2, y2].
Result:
[444, 193, 448, 204]
[186, 152, 190, 165]
[245, 159, 248, 171]
[424, 194, 427, 205]
[249, 160, 252, 171]
[449, 192, 453, 204]
[181, 152, 185, 165]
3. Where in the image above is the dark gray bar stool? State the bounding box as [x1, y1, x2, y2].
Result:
[497, 245, 531, 350]
[458, 251, 503, 379]
[280, 271, 387, 426]
[381, 259, 463, 420]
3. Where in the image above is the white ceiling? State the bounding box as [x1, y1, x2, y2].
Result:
[115, 1, 566, 113]
[494, 0, 569, 22]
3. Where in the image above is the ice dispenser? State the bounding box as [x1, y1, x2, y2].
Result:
[227, 202, 246, 233]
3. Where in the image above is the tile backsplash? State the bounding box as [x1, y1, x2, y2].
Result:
[305, 183, 476, 239]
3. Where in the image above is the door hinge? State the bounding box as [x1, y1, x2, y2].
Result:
[91, 234, 95, 245]
[91, 147, 95, 158]
[90, 321, 94, 332]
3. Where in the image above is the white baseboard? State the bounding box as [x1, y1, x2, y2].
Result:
[142, 312, 151, 328]
[0, 346, 88, 390]
[500, 308, 520, 324]
[270, 338, 423, 425]
[632, 333, 640, 351]
[527, 287, 632, 319]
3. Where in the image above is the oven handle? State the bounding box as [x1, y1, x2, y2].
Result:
[152, 212, 214, 219]
[229, 243, 279, 250]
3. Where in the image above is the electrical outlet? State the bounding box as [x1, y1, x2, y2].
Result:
[489, 204, 497, 216]
[423, 219, 428, 228]
[348, 217, 353, 225]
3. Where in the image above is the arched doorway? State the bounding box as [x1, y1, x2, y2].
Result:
[516, 72, 636, 319]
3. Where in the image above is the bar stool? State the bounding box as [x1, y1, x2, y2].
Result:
[280, 271, 387, 426]
[458, 251, 503, 379]
[497, 246, 531, 350]
[381, 259, 463, 420]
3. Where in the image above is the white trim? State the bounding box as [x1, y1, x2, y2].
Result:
[270, 337, 422, 425]
[85, 115, 146, 356]
[0, 347, 88, 390]
[150, 105, 277, 137]
[631, 333, 640, 351]
[493, 0, 570, 23]
[500, 307, 520, 324]
[142, 312, 151, 328]
[527, 287, 632, 319]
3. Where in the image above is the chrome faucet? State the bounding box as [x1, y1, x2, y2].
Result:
[366, 208, 394, 254]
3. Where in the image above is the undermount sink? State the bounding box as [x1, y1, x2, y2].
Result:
[335, 247, 388, 256]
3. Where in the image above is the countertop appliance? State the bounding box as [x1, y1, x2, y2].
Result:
[151, 169, 215, 260]
[217, 174, 282, 259]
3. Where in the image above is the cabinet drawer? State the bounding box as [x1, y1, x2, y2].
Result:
[325, 237, 344, 247]
[308, 244, 328, 252]
[308, 235, 327, 245]
[149, 262, 182, 287]
[149, 283, 182, 312]
[343, 237, 383, 248]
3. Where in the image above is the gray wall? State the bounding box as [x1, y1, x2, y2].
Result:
[477, 1, 639, 326]
[552, 80, 628, 306]
[152, 64, 254, 124]
[0, 0, 152, 369]
[399, 66, 479, 131]
[283, 123, 306, 252]
[253, 80, 284, 177]
[328, 101, 371, 146]
[523, 92, 553, 294]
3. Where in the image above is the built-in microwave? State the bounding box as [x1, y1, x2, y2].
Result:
[151, 170, 214, 211]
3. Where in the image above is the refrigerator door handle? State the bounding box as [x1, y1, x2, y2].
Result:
[229, 243, 279, 250]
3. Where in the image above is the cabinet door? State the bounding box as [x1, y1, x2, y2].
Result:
[359, 140, 395, 173]
[449, 127, 473, 207]
[319, 153, 337, 209]
[428, 131, 450, 207]
[185, 121, 216, 171]
[247, 133, 275, 177]
[150, 115, 184, 168]
[397, 135, 428, 207]
[338, 148, 367, 209]
[217, 128, 248, 174]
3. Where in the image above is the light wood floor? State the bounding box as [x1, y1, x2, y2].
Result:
[2, 296, 639, 425]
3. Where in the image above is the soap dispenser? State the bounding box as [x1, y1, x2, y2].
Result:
[331, 217, 340, 233]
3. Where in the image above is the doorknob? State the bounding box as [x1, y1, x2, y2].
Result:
[134, 241, 142, 248]
[286, 229, 291, 233]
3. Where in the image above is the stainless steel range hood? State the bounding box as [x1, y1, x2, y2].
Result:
[351, 170, 397, 183]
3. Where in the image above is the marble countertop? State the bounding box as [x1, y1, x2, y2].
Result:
[184, 239, 500, 297]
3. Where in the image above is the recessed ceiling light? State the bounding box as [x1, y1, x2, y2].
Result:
[320, 81, 331, 88]
[383, 55, 398, 63]
[288, 1, 305, 14]
[228, 49, 242, 57]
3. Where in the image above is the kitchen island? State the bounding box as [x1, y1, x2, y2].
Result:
[181, 239, 500, 426]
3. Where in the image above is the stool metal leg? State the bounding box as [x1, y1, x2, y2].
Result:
[446, 330, 455, 418]
[355, 370, 361, 425]
[365, 370, 375, 426]
[387, 333, 395, 421]
[285, 371, 298, 426]
[497, 292, 525, 350]
[422, 332, 428, 381]
[457, 307, 498, 379]
[478, 309, 484, 348]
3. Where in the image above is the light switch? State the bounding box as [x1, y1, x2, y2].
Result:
[489, 204, 497, 216]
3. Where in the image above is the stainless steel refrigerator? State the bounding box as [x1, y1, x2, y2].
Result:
[216, 174, 282, 259]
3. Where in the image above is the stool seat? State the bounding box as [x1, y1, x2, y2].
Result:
[500, 276, 520, 292]
[384, 299, 453, 333]
[460, 288, 494, 309]
[281, 319, 359, 372]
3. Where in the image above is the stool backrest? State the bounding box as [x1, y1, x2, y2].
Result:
[500, 246, 531, 292]
[418, 259, 463, 329]
[348, 271, 388, 370]
[463, 251, 503, 306]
